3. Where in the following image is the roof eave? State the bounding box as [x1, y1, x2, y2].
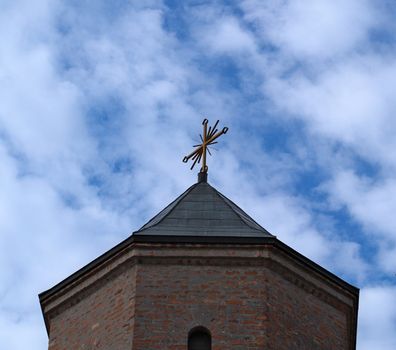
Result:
[39, 233, 358, 306]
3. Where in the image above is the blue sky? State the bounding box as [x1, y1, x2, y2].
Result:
[1, 0, 396, 348]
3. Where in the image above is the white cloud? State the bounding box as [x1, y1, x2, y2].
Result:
[325, 170, 396, 273]
[0, 143, 132, 349]
[358, 286, 396, 350]
[0, 313, 46, 350]
[198, 16, 257, 55]
[241, 0, 376, 59]
[264, 56, 396, 167]
[328, 171, 396, 238]
[239, 0, 396, 285]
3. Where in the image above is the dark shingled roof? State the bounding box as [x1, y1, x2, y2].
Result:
[134, 181, 273, 237]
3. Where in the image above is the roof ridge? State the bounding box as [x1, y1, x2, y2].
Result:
[135, 182, 199, 233]
[209, 184, 273, 235]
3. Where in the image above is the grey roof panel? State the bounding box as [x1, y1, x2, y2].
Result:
[134, 182, 273, 238]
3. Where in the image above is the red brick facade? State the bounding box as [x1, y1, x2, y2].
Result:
[40, 241, 358, 350]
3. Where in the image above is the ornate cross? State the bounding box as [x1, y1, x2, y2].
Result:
[183, 119, 228, 173]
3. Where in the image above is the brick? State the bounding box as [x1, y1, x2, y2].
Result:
[43, 243, 358, 350]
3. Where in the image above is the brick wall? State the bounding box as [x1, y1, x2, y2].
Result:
[47, 264, 136, 350]
[133, 264, 267, 350]
[43, 243, 356, 350]
[266, 268, 348, 350]
[133, 263, 348, 350]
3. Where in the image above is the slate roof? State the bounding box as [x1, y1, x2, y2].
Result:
[134, 181, 273, 238]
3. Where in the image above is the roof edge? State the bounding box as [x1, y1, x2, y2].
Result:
[39, 234, 359, 304]
[39, 234, 135, 302]
[136, 182, 198, 233]
[210, 183, 273, 235]
[132, 234, 359, 294]
[39, 234, 359, 340]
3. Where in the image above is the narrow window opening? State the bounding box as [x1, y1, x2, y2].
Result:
[188, 326, 211, 350]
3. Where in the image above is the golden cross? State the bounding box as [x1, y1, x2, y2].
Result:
[183, 119, 228, 173]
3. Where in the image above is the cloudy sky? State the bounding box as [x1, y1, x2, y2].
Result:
[1, 0, 396, 348]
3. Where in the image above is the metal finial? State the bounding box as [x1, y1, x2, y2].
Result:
[183, 119, 228, 177]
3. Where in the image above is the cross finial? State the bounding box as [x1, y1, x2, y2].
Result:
[183, 119, 228, 180]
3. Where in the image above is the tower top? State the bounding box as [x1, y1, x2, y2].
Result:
[183, 119, 228, 182]
[134, 181, 273, 238]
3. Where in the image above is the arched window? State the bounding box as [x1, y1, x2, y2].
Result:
[188, 326, 211, 350]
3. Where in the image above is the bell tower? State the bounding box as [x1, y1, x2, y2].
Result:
[39, 120, 359, 349]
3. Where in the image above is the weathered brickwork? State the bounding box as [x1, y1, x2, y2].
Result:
[41, 243, 358, 350]
[47, 264, 136, 350]
[266, 268, 348, 350]
[133, 264, 269, 349]
[133, 263, 349, 350]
